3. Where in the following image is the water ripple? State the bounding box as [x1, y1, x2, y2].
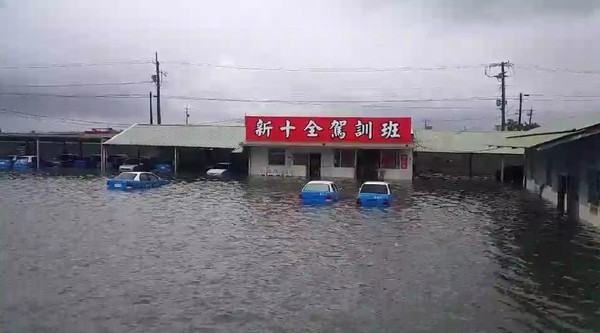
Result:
[1, 174, 600, 332]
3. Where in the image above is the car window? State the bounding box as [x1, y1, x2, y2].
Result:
[139, 174, 151, 181]
[115, 173, 137, 180]
[360, 184, 389, 194]
[213, 163, 230, 169]
[332, 184, 339, 192]
[302, 183, 331, 192]
[147, 174, 159, 181]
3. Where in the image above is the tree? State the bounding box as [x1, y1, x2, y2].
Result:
[505, 119, 540, 131]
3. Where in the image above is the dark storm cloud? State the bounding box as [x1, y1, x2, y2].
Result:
[0, 0, 599, 131]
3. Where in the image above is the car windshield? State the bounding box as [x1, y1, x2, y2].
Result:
[115, 173, 137, 180]
[302, 183, 331, 192]
[360, 184, 389, 194]
[213, 163, 230, 169]
[122, 159, 140, 164]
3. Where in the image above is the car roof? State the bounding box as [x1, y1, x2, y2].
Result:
[305, 180, 335, 185]
[362, 181, 389, 186]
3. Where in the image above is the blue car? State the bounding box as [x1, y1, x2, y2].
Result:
[0, 155, 18, 170]
[106, 172, 169, 190]
[356, 181, 393, 206]
[299, 180, 340, 204]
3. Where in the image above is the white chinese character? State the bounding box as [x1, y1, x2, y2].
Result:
[255, 119, 273, 137]
[279, 119, 296, 139]
[329, 120, 347, 139]
[355, 120, 373, 139]
[304, 120, 323, 137]
[381, 120, 401, 139]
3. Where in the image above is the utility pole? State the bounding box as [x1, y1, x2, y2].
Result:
[500, 62, 506, 131]
[485, 61, 513, 131]
[185, 105, 190, 125]
[527, 108, 534, 126]
[149, 91, 153, 125]
[153, 52, 162, 125]
[518, 93, 530, 128]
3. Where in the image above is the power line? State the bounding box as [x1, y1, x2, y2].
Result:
[0, 108, 131, 127]
[162, 61, 485, 73]
[0, 92, 146, 99]
[0, 60, 152, 69]
[519, 65, 600, 75]
[3, 81, 152, 88]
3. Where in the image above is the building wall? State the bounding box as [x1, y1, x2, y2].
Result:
[414, 152, 523, 176]
[249, 146, 413, 180]
[524, 134, 600, 228]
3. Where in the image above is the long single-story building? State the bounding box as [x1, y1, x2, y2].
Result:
[496, 112, 600, 227]
[243, 115, 414, 180]
[413, 130, 524, 178]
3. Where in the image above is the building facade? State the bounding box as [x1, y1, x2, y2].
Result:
[244, 116, 413, 180]
[498, 114, 600, 227]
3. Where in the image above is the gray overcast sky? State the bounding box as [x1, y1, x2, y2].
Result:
[0, 0, 599, 131]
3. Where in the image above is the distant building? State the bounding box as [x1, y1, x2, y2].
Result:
[497, 113, 600, 227]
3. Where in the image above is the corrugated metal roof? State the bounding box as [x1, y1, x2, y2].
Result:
[414, 130, 523, 155]
[497, 111, 600, 148]
[103, 124, 245, 148]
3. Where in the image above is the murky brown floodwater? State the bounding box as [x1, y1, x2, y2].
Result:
[1, 173, 600, 332]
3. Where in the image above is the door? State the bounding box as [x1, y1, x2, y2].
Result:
[566, 175, 579, 219]
[308, 154, 321, 180]
[557, 175, 567, 214]
[356, 149, 380, 181]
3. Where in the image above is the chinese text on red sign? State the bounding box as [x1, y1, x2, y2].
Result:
[245, 116, 412, 144]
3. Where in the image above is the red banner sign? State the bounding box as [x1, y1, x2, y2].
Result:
[245, 116, 412, 144]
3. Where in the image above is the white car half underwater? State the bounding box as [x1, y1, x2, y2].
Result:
[206, 162, 233, 178]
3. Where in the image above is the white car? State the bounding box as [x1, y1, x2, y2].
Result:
[206, 162, 232, 178]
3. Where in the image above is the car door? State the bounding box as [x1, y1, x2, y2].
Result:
[331, 183, 340, 201]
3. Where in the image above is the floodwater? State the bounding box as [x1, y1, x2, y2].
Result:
[1, 173, 600, 333]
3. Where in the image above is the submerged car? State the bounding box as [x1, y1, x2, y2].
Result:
[106, 171, 168, 190]
[299, 180, 340, 204]
[50, 153, 79, 168]
[356, 181, 393, 206]
[206, 162, 233, 178]
[12, 155, 51, 169]
[0, 155, 18, 170]
[118, 158, 151, 172]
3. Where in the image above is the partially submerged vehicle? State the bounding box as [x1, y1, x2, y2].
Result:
[106, 172, 168, 190]
[356, 181, 393, 207]
[299, 180, 340, 204]
[0, 155, 18, 170]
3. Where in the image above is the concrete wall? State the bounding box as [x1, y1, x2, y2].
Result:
[414, 152, 523, 176]
[524, 134, 600, 228]
[249, 146, 413, 180]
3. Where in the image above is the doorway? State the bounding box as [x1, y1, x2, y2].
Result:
[356, 149, 380, 181]
[566, 175, 579, 219]
[308, 153, 321, 180]
[557, 175, 567, 214]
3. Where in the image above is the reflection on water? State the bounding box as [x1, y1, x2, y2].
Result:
[1, 173, 600, 332]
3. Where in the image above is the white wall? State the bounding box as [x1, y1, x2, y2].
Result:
[382, 149, 413, 180]
[249, 146, 414, 180]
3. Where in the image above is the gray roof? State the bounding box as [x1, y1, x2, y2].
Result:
[103, 124, 245, 148]
[414, 130, 523, 155]
[497, 111, 600, 148]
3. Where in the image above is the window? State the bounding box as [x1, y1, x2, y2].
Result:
[381, 150, 400, 169]
[116, 173, 137, 180]
[302, 183, 331, 192]
[588, 169, 600, 205]
[334, 149, 355, 168]
[360, 184, 389, 194]
[123, 159, 140, 165]
[293, 153, 308, 165]
[268, 148, 286, 165]
[139, 174, 151, 181]
[331, 183, 339, 192]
